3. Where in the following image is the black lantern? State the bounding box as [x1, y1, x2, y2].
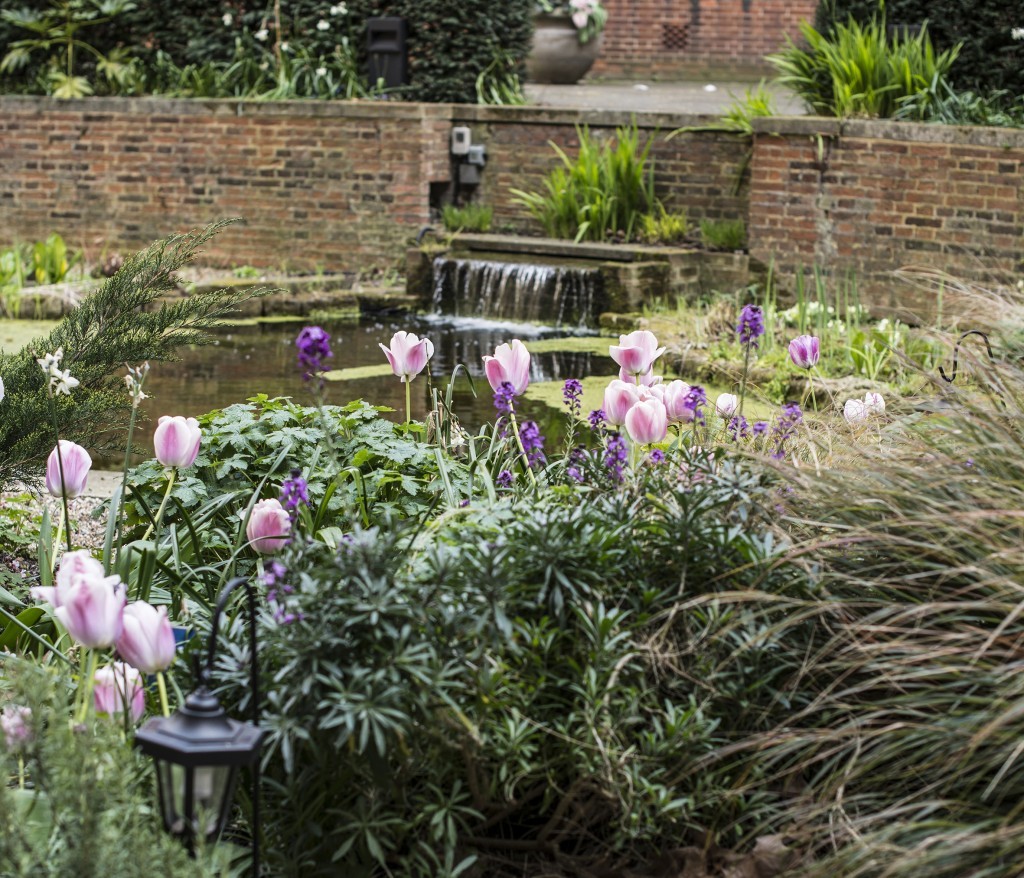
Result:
[135, 578, 266, 872]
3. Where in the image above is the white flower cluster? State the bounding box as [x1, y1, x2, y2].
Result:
[37, 348, 79, 397]
[1012, 27, 1024, 40]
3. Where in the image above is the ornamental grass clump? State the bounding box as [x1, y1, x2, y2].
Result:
[732, 310, 1024, 877]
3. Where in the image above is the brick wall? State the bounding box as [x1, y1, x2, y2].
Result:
[748, 118, 1024, 321]
[0, 97, 744, 272]
[0, 96, 449, 271]
[450, 106, 749, 233]
[592, 0, 818, 79]
[4, 96, 1023, 322]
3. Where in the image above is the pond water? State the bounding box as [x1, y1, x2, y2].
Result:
[120, 314, 620, 466]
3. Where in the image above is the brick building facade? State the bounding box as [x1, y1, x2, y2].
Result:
[592, 0, 819, 78]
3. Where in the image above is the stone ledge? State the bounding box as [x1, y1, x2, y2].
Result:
[752, 114, 1024, 148]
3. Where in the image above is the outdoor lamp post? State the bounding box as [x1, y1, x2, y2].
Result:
[135, 577, 266, 874]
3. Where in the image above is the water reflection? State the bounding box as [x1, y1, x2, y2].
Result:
[121, 315, 615, 466]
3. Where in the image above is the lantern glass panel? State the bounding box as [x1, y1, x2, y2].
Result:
[156, 760, 237, 840]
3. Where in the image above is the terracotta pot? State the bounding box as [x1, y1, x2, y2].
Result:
[525, 14, 603, 85]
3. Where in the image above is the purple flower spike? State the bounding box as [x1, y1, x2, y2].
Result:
[563, 379, 583, 417]
[737, 305, 765, 348]
[280, 469, 311, 522]
[296, 326, 333, 378]
[519, 420, 547, 469]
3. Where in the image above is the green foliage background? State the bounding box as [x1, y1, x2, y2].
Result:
[0, 0, 533, 102]
[815, 0, 1024, 103]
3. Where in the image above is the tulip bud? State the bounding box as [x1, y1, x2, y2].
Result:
[844, 398, 868, 424]
[716, 393, 739, 418]
[153, 415, 201, 468]
[52, 550, 125, 649]
[788, 335, 821, 369]
[380, 330, 434, 383]
[45, 440, 92, 499]
[624, 398, 669, 445]
[483, 340, 531, 395]
[603, 379, 640, 427]
[117, 602, 176, 674]
[661, 380, 693, 423]
[247, 498, 291, 554]
[94, 663, 145, 723]
[609, 330, 666, 378]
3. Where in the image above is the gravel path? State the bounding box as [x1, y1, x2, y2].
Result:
[1, 476, 119, 586]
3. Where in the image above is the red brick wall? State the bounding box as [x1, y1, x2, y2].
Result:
[748, 118, 1024, 321]
[0, 97, 448, 271]
[592, 0, 819, 78]
[0, 97, 744, 271]
[451, 106, 749, 232]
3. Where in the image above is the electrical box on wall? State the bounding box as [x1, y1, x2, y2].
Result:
[451, 126, 471, 155]
[458, 164, 481, 185]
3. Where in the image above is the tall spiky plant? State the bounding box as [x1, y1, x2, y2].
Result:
[0, 219, 272, 489]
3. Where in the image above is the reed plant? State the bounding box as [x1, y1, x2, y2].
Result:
[768, 12, 960, 118]
[510, 121, 656, 242]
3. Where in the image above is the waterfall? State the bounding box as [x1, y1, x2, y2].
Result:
[431, 257, 602, 328]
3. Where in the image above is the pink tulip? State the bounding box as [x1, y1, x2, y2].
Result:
[380, 330, 434, 383]
[1, 706, 31, 751]
[661, 380, 693, 423]
[864, 391, 885, 414]
[624, 398, 668, 445]
[788, 335, 820, 369]
[483, 340, 531, 395]
[153, 416, 201, 468]
[45, 440, 92, 499]
[609, 330, 666, 379]
[49, 549, 125, 649]
[247, 498, 291, 554]
[93, 663, 145, 723]
[843, 399, 868, 424]
[603, 379, 640, 426]
[716, 393, 738, 417]
[117, 602, 176, 674]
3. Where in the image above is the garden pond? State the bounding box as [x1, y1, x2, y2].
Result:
[2, 314, 731, 467]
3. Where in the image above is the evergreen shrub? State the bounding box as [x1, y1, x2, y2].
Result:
[0, 0, 533, 102]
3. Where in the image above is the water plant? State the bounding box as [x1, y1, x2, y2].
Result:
[510, 121, 656, 242]
[440, 202, 494, 233]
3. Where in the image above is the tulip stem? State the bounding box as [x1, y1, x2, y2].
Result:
[737, 342, 752, 420]
[507, 406, 537, 488]
[141, 468, 176, 543]
[156, 670, 171, 718]
[405, 378, 412, 430]
[17, 756, 24, 790]
[48, 401, 73, 554]
[76, 649, 98, 724]
[51, 504, 66, 575]
[114, 401, 142, 566]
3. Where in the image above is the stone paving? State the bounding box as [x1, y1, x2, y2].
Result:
[523, 78, 805, 116]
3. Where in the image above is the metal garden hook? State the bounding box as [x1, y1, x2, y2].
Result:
[939, 330, 993, 383]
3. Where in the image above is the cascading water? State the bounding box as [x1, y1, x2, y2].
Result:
[431, 256, 603, 328]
